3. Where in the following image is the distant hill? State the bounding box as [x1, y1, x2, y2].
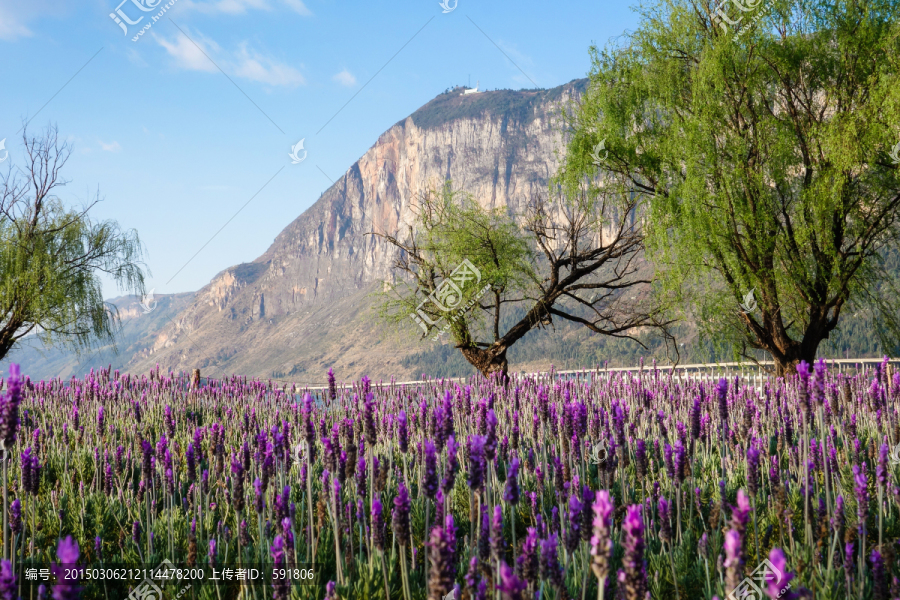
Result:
[0, 292, 195, 381]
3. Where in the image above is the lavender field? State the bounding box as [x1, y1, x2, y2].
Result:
[0, 359, 898, 600]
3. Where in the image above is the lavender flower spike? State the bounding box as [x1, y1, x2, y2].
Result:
[590, 490, 614, 582]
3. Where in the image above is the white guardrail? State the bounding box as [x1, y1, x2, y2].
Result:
[264, 357, 898, 392]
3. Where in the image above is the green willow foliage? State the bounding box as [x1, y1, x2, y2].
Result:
[561, 0, 900, 374]
[0, 128, 146, 361]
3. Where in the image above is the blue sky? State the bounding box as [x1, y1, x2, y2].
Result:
[0, 0, 639, 298]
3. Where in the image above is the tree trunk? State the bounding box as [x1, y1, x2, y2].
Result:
[460, 345, 509, 380]
[770, 338, 819, 378]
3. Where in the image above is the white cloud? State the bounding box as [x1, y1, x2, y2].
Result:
[156, 31, 303, 87]
[179, 0, 310, 15]
[154, 31, 220, 73]
[99, 141, 122, 153]
[0, 0, 68, 41]
[233, 43, 305, 87]
[332, 69, 356, 87]
[281, 0, 311, 15]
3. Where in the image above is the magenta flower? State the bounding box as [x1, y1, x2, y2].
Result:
[497, 561, 527, 600]
[51, 536, 81, 600]
[590, 490, 614, 581]
[724, 529, 743, 595]
[423, 440, 439, 500]
[426, 514, 457, 600]
[271, 535, 290, 600]
[0, 559, 17, 600]
[503, 457, 520, 505]
[619, 505, 647, 600]
[0, 364, 22, 447]
[392, 482, 411, 546]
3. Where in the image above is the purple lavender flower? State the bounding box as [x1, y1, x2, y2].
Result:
[539, 534, 564, 589]
[392, 482, 411, 546]
[871, 549, 888, 600]
[504, 457, 520, 505]
[877, 442, 889, 489]
[442, 435, 460, 494]
[746, 446, 761, 497]
[724, 529, 743, 595]
[364, 393, 377, 445]
[730, 488, 750, 528]
[323, 581, 337, 600]
[9, 499, 21, 537]
[690, 396, 702, 442]
[372, 496, 385, 551]
[590, 490, 614, 582]
[484, 410, 498, 461]
[619, 505, 647, 600]
[254, 477, 264, 514]
[674, 438, 687, 483]
[0, 559, 17, 600]
[0, 364, 21, 447]
[491, 505, 504, 562]
[854, 464, 868, 537]
[423, 440, 439, 500]
[497, 561, 527, 600]
[832, 495, 845, 533]
[634, 439, 647, 478]
[467, 435, 486, 492]
[427, 514, 457, 600]
[397, 410, 409, 454]
[813, 358, 827, 406]
[327, 368, 337, 401]
[716, 377, 729, 436]
[271, 535, 290, 600]
[208, 539, 217, 568]
[764, 548, 804, 600]
[663, 443, 675, 481]
[51, 536, 81, 600]
[658, 496, 672, 544]
[519, 527, 539, 586]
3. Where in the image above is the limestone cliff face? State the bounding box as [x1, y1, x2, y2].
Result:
[132, 80, 587, 378]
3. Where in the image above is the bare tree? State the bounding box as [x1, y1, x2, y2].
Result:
[375, 182, 674, 378]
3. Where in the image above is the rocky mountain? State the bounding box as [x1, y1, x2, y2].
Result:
[120, 81, 590, 382]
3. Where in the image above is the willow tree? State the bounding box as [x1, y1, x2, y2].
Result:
[374, 182, 673, 377]
[563, 0, 900, 375]
[0, 126, 147, 361]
